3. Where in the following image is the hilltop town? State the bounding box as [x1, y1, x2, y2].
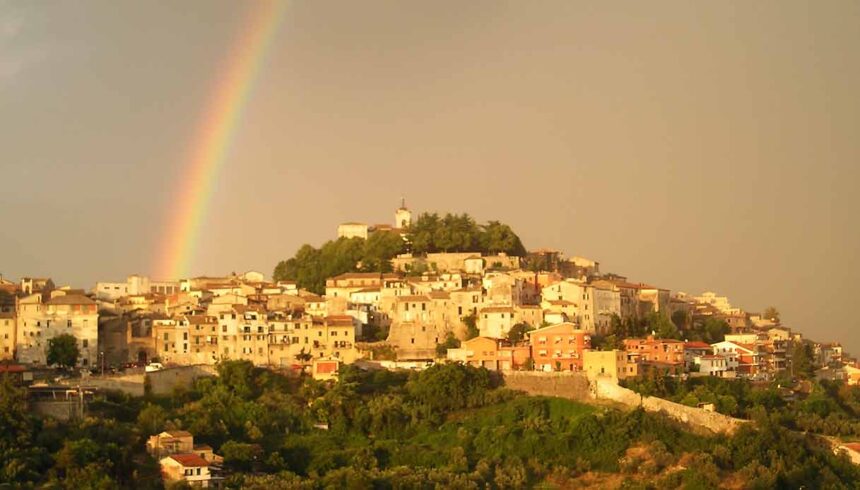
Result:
[0, 203, 852, 384]
[2, 203, 860, 488]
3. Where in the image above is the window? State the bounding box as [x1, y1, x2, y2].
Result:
[183, 332, 188, 340]
[164, 333, 169, 340]
[82, 339, 88, 348]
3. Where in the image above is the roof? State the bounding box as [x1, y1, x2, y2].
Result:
[325, 315, 355, 326]
[397, 295, 430, 302]
[529, 322, 584, 334]
[164, 430, 193, 438]
[428, 291, 450, 300]
[546, 300, 575, 306]
[166, 453, 209, 467]
[46, 295, 96, 306]
[684, 341, 712, 349]
[331, 272, 399, 281]
[352, 288, 381, 294]
[480, 306, 514, 313]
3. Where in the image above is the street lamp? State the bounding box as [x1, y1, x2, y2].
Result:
[100, 351, 104, 376]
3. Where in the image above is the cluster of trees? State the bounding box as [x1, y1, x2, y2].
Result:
[271, 212, 527, 294]
[272, 232, 405, 294]
[406, 213, 527, 256]
[592, 313, 731, 351]
[623, 374, 860, 438]
[4, 360, 860, 488]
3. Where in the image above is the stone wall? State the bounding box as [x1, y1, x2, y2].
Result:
[594, 379, 746, 435]
[31, 400, 85, 421]
[65, 365, 218, 397]
[502, 371, 592, 401]
[147, 365, 217, 395]
[500, 372, 746, 435]
[79, 373, 146, 397]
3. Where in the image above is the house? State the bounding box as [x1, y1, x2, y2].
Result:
[712, 341, 762, 377]
[528, 323, 591, 372]
[683, 341, 712, 369]
[590, 281, 621, 334]
[1, 311, 15, 360]
[624, 336, 685, 374]
[541, 280, 595, 332]
[478, 306, 516, 339]
[695, 355, 732, 377]
[148, 430, 223, 487]
[447, 336, 530, 371]
[159, 454, 218, 488]
[583, 350, 629, 383]
[16, 292, 99, 367]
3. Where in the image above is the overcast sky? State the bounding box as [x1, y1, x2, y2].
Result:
[1, 1, 858, 352]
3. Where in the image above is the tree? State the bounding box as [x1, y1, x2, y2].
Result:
[479, 221, 527, 256]
[763, 306, 780, 323]
[507, 323, 533, 344]
[462, 313, 479, 340]
[791, 342, 816, 379]
[645, 312, 679, 340]
[435, 332, 460, 358]
[361, 231, 406, 272]
[47, 334, 79, 370]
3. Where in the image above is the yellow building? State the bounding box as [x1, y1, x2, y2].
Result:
[583, 349, 630, 383]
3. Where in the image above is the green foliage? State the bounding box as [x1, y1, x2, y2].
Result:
[361, 231, 406, 272]
[47, 333, 80, 370]
[763, 306, 780, 323]
[272, 238, 366, 294]
[507, 323, 533, 344]
[4, 354, 860, 488]
[644, 312, 679, 340]
[406, 212, 526, 256]
[791, 341, 816, 379]
[462, 312, 479, 340]
[436, 332, 461, 357]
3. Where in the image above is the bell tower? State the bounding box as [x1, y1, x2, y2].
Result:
[395, 197, 412, 229]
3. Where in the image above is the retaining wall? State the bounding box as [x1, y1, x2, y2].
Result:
[502, 371, 591, 401]
[595, 379, 746, 435]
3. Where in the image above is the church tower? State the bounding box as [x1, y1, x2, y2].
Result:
[395, 198, 412, 229]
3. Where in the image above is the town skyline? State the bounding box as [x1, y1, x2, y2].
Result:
[2, 2, 858, 359]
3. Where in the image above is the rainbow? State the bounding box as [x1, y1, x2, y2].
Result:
[155, 0, 288, 280]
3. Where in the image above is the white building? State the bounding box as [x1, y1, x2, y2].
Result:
[16, 292, 99, 367]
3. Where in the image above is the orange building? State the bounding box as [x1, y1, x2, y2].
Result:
[624, 336, 685, 374]
[449, 336, 530, 371]
[528, 322, 591, 372]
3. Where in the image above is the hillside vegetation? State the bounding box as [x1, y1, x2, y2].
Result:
[3, 363, 859, 488]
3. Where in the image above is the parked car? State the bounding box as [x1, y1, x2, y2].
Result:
[145, 362, 164, 372]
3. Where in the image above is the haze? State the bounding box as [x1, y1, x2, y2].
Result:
[1, 1, 858, 352]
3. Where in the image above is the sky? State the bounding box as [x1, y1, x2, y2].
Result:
[1, 1, 858, 351]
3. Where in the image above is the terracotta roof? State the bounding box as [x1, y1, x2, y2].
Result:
[167, 453, 209, 467]
[480, 306, 514, 313]
[352, 288, 381, 294]
[842, 443, 860, 453]
[325, 315, 354, 325]
[547, 300, 575, 306]
[46, 295, 96, 306]
[164, 430, 193, 438]
[684, 341, 712, 349]
[185, 315, 216, 324]
[331, 272, 399, 281]
[428, 291, 450, 300]
[397, 295, 430, 302]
